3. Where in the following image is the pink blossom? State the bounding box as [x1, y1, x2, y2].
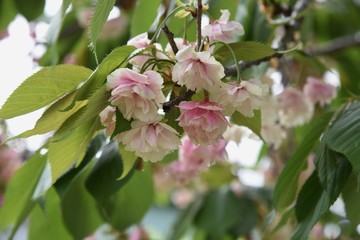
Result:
[127, 33, 151, 48]
[0, 148, 22, 183]
[166, 136, 227, 184]
[129, 226, 149, 240]
[99, 106, 116, 136]
[202, 9, 244, 43]
[303, 76, 336, 106]
[172, 46, 225, 92]
[222, 125, 248, 143]
[261, 124, 286, 149]
[277, 87, 314, 127]
[106, 68, 166, 122]
[116, 120, 180, 162]
[165, 38, 189, 59]
[177, 101, 228, 144]
[210, 79, 266, 117]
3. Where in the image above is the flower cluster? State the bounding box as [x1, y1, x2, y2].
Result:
[261, 76, 337, 148]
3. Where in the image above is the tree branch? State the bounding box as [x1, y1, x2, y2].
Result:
[196, 0, 203, 51]
[306, 32, 360, 56]
[163, 90, 195, 112]
[162, 24, 178, 55]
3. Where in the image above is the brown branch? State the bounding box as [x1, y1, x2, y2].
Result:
[306, 32, 360, 56]
[163, 90, 195, 112]
[162, 25, 179, 55]
[196, 0, 203, 51]
[224, 53, 283, 77]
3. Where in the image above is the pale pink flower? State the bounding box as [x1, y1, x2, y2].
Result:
[210, 79, 266, 117]
[177, 101, 228, 144]
[172, 46, 225, 92]
[277, 87, 314, 127]
[171, 188, 195, 208]
[99, 106, 116, 136]
[106, 68, 166, 122]
[222, 125, 248, 143]
[129, 226, 149, 240]
[303, 77, 336, 106]
[127, 33, 151, 48]
[261, 124, 286, 149]
[166, 136, 227, 184]
[261, 96, 280, 126]
[203, 9, 244, 43]
[0, 148, 22, 183]
[116, 120, 180, 162]
[165, 38, 189, 59]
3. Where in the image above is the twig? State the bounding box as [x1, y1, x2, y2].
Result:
[306, 32, 360, 56]
[163, 90, 195, 112]
[224, 53, 283, 77]
[196, 0, 202, 51]
[162, 24, 179, 55]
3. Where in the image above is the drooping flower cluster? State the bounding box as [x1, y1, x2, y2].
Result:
[261, 76, 337, 148]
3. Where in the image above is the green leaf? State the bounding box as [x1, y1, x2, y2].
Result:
[89, 0, 116, 62]
[314, 142, 352, 202]
[292, 171, 330, 240]
[231, 110, 261, 137]
[85, 142, 124, 203]
[0, 65, 92, 119]
[0, 152, 47, 235]
[118, 144, 138, 180]
[130, 0, 161, 37]
[273, 112, 333, 210]
[14, 0, 45, 21]
[61, 160, 104, 239]
[326, 101, 360, 175]
[48, 118, 101, 182]
[342, 173, 360, 229]
[214, 41, 276, 64]
[28, 188, 72, 240]
[54, 133, 106, 197]
[11, 93, 86, 140]
[111, 108, 131, 138]
[194, 187, 258, 238]
[0, 0, 16, 31]
[167, 195, 204, 240]
[103, 165, 154, 231]
[75, 45, 136, 101]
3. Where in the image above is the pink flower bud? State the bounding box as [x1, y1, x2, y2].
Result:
[172, 46, 225, 92]
[99, 106, 116, 136]
[0, 148, 22, 183]
[177, 101, 228, 144]
[303, 76, 336, 106]
[202, 10, 244, 43]
[116, 120, 180, 162]
[277, 87, 314, 127]
[107, 68, 166, 122]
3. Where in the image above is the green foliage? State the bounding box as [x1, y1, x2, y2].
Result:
[89, 0, 116, 63]
[231, 110, 262, 137]
[0, 0, 17, 30]
[130, 0, 162, 37]
[14, 0, 45, 21]
[0, 152, 47, 237]
[215, 41, 276, 64]
[0, 65, 92, 119]
[273, 112, 334, 210]
[342, 174, 360, 230]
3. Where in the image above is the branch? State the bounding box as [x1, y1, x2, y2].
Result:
[163, 90, 195, 112]
[224, 53, 283, 77]
[196, 0, 202, 51]
[306, 32, 360, 56]
[162, 24, 179, 55]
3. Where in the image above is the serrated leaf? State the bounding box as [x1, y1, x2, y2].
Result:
[89, 0, 115, 62]
[214, 41, 276, 64]
[28, 188, 72, 240]
[130, 0, 161, 37]
[0, 152, 47, 234]
[342, 173, 360, 229]
[14, 0, 45, 21]
[85, 142, 124, 203]
[61, 160, 104, 239]
[75, 45, 136, 101]
[231, 110, 261, 137]
[118, 144, 138, 181]
[326, 101, 360, 175]
[103, 165, 154, 231]
[273, 112, 333, 210]
[48, 118, 101, 182]
[11, 93, 86, 140]
[314, 142, 352, 202]
[292, 171, 330, 240]
[0, 65, 92, 119]
[111, 108, 131, 139]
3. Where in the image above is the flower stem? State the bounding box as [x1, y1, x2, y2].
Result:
[196, 0, 203, 51]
